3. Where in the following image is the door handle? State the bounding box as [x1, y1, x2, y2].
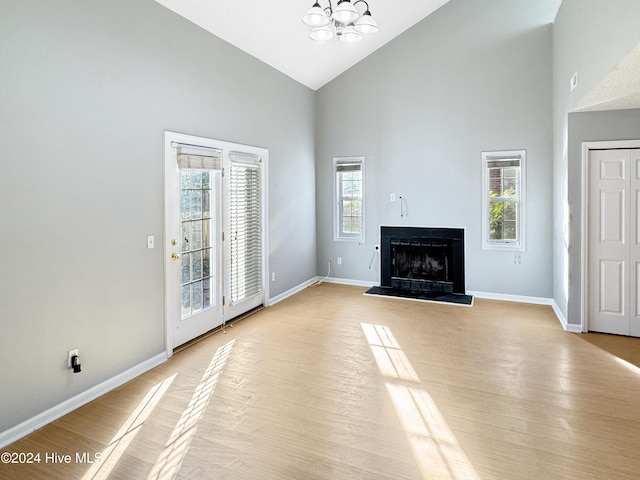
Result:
[171, 253, 181, 261]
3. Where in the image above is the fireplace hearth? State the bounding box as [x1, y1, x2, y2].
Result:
[367, 226, 470, 305]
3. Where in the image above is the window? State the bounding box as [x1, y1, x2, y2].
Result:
[334, 156, 365, 242]
[482, 150, 525, 251]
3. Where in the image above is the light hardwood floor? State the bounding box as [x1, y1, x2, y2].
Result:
[2, 283, 640, 480]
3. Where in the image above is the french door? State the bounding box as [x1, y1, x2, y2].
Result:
[588, 147, 640, 337]
[164, 132, 268, 350]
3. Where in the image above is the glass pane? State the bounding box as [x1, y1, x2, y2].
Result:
[503, 221, 517, 240]
[191, 250, 203, 282]
[489, 201, 518, 240]
[202, 219, 211, 249]
[189, 170, 202, 189]
[181, 222, 190, 252]
[352, 179, 362, 196]
[202, 171, 210, 189]
[181, 190, 190, 221]
[191, 221, 203, 250]
[203, 190, 211, 219]
[352, 200, 361, 216]
[503, 202, 517, 221]
[181, 285, 191, 319]
[203, 248, 211, 277]
[203, 278, 211, 307]
[191, 281, 203, 313]
[180, 170, 190, 190]
[343, 216, 352, 234]
[343, 200, 353, 217]
[181, 253, 191, 285]
[190, 191, 202, 220]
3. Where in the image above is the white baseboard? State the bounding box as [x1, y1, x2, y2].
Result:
[0, 352, 167, 449]
[268, 277, 320, 305]
[318, 276, 377, 288]
[550, 300, 582, 333]
[468, 290, 553, 305]
[469, 290, 582, 333]
[268, 276, 376, 306]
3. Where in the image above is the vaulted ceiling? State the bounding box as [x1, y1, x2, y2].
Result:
[153, 1, 639, 110]
[153, 0, 451, 90]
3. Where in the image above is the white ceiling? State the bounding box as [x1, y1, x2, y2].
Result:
[153, 0, 451, 90]
[574, 40, 640, 112]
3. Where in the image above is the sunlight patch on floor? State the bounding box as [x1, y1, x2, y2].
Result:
[147, 339, 235, 480]
[82, 373, 177, 480]
[613, 355, 640, 376]
[361, 323, 420, 382]
[386, 383, 479, 480]
[362, 322, 478, 480]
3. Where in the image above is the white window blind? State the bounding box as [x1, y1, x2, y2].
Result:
[175, 144, 223, 171]
[229, 153, 262, 305]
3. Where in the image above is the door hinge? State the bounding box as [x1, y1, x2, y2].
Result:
[222, 296, 225, 306]
[222, 231, 225, 242]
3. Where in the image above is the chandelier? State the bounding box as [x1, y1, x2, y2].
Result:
[302, 0, 379, 43]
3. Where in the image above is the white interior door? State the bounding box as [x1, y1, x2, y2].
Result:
[588, 148, 640, 337]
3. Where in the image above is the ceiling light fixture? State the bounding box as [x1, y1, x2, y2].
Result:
[302, 0, 379, 43]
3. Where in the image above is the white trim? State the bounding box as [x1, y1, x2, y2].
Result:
[468, 290, 551, 305]
[320, 276, 377, 287]
[0, 353, 167, 449]
[269, 277, 319, 305]
[580, 140, 640, 334]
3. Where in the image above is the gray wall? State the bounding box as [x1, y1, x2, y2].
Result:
[552, 0, 640, 324]
[316, 0, 554, 297]
[0, 0, 316, 433]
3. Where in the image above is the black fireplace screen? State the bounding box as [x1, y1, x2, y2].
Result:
[381, 227, 465, 294]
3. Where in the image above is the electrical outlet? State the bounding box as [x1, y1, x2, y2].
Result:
[390, 193, 396, 202]
[68, 348, 79, 368]
[271, 272, 275, 282]
[337, 257, 342, 265]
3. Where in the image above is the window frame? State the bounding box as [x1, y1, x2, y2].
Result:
[481, 150, 526, 252]
[334, 156, 365, 243]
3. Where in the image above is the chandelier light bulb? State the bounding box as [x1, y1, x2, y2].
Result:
[354, 11, 378, 34]
[340, 25, 363, 43]
[332, 1, 359, 25]
[302, 2, 330, 27]
[309, 24, 335, 42]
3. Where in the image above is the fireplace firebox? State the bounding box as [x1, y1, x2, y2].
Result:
[380, 226, 465, 295]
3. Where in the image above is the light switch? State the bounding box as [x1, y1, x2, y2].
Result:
[147, 235, 155, 249]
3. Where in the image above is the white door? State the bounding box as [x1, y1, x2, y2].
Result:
[223, 152, 265, 321]
[165, 140, 224, 348]
[164, 132, 269, 351]
[588, 148, 640, 337]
